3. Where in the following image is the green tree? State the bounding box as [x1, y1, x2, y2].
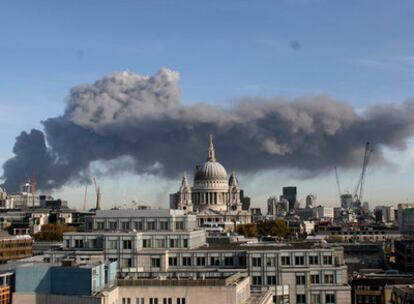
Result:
[34, 224, 76, 241]
[236, 223, 257, 237]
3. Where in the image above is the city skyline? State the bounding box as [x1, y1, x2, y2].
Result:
[1, 1, 414, 208]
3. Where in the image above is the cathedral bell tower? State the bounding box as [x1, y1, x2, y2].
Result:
[177, 172, 193, 212]
[228, 171, 241, 211]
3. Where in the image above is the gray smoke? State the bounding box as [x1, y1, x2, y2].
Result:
[2, 68, 414, 192]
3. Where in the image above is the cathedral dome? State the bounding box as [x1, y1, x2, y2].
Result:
[193, 135, 229, 188]
[195, 160, 228, 181]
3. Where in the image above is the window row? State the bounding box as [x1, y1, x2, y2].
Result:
[96, 220, 185, 231]
[251, 255, 333, 267]
[297, 293, 336, 304]
[167, 256, 238, 267]
[122, 297, 186, 304]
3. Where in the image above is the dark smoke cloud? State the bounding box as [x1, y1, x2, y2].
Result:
[2, 68, 414, 192]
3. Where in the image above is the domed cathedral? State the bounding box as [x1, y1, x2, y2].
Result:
[170, 135, 251, 226]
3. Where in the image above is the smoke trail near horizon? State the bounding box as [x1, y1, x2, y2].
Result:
[2, 68, 414, 192]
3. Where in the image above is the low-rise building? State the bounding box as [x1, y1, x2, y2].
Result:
[0, 233, 32, 264]
[110, 272, 273, 304]
[390, 284, 414, 304]
[395, 240, 414, 273]
[350, 274, 414, 304]
[13, 260, 117, 304]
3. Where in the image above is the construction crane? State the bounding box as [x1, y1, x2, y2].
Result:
[334, 166, 342, 200]
[82, 185, 88, 211]
[353, 142, 373, 203]
[93, 177, 101, 211]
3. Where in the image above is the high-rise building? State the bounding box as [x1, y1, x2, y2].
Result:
[282, 186, 297, 210]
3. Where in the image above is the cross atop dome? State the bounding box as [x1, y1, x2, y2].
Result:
[207, 134, 216, 162]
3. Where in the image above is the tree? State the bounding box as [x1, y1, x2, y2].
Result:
[236, 223, 257, 237]
[34, 223, 76, 241]
[257, 220, 288, 238]
[270, 219, 288, 238]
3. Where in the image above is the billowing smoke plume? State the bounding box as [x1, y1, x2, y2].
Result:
[2, 68, 414, 192]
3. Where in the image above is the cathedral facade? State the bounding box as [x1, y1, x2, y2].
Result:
[170, 136, 251, 225]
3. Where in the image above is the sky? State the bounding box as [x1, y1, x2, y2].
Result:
[1, 1, 414, 210]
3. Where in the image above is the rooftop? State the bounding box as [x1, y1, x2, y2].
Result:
[94, 209, 186, 218]
[189, 241, 342, 252]
[117, 272, 248, 287]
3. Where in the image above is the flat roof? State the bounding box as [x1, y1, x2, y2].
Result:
[94, 209, 186, 218]
[190, 241, 342, 252]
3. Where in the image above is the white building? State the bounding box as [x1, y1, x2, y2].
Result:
[313, 206, 334, 220]
[170, 136, 251, 225]
[374, 205, 395, 223]
[44, 207, 352, 304]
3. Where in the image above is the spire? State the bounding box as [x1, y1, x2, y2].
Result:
[207, 134, 216, 161]
[229, 170, 239, 187]
[181, 171, 189, 188]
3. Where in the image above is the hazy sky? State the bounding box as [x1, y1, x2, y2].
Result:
[1, 1, 414, 210]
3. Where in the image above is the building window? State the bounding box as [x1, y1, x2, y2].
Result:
[210, 257, 220, 266]
[175, 221, 184, 230]
[147, 221, 156, 230]
[160, 221, 169, 230]
[108, 240, 118, 249]
[324, 273, 334, 284]
[224, 256, 233, 266]
[281, 256, 290, 265]
[267, 275, 276, 285]
[136, 298, 145, 304]
[296, 274, 306, 285]
[310, 273, 320, 284]
[122, 258, 132, 268]
[183, 239, 188, 248]
[169, 239, 177, 248]
[309, 255, 319, 265]
[121, 222, 130, 230]
[143, 239, 151, 248]
[123, 240, 132, 249]
[155, 239, 165, 248]
[252, 276, 262, 285]
[123, 298, 131, 304]
[323, 255, 333, 265]
[266, 257, 275, 267]
[325, 293, 336, 304]
[151, 257, 161, 268]
[75, 239, 84, 248]
[109, 221, 117, 230]
[163, 299, 172, 304]
[134, 221, 143, 231]
[295, 256, 305, 265]
[252, 257, 262, 267]
[96, 222, 104, 230]
[182, 257, 191, 266]
[149, 299, 158, 304]
[169, 257, 178, 266]
[176, 299, 185, 304]
[197, 257, 206, 266]
[239, 256, 247, 266]
[296, 294, 306, 304]
[311, 293, 321, 304]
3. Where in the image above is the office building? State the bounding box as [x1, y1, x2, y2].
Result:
[282, 187, 297, 211]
